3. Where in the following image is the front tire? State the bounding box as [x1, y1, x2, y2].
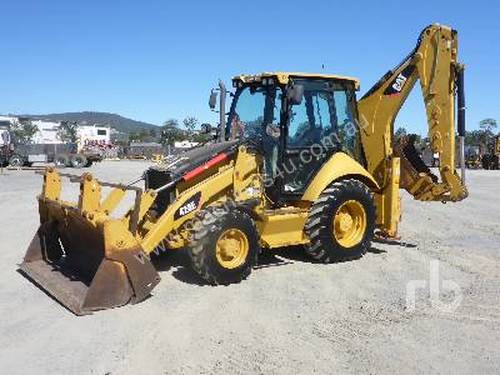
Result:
[187, 206, 259, 285]
[304, 179, 376, 263]
[54, 154, 69, 168]
[9, 154, 24, 168]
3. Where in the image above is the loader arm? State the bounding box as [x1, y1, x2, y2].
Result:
[358, 24, 468, 202]
[19, 145, 262, 314]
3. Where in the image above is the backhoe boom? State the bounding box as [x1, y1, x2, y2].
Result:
[358, 24, 468, 203]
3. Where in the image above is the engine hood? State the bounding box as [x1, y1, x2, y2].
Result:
[161, 140, 239, 178]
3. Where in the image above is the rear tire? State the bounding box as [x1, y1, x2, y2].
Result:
[187, 206, 259, 285]
[70, 154, 87, 168]
[304, 179, 376, 263]
[54, 154, 69, 168]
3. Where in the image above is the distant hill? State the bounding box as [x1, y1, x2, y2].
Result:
[25, 111, 159, 134]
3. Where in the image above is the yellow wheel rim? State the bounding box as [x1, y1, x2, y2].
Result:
[332, 200, 367, 248]
[215, 229, 249, 269]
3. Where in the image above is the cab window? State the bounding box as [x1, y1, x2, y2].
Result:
[227, 85, 282, 141]
[286, 79, 361, 160]
[227, 84, 283, 182]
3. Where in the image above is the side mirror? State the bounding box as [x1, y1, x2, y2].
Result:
[200, 123, 212, 134]
[288, 84, 304, 105]
[209, 90, 218, 110]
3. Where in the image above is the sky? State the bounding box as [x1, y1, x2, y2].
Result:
[0, 0, 498, 134]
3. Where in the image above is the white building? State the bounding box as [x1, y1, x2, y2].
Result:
[0, 115, 17, 125]
[0, 116, 15, 146]
[32, 120, 62, 144]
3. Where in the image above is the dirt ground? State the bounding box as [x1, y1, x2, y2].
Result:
[0, 161, 498, 375]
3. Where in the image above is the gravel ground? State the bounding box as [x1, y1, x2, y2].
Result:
[0, 161, 498, 374]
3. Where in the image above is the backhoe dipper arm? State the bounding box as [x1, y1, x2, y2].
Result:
[357, 24, 468, 202]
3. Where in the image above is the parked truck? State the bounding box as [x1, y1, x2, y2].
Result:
[8, 142, 103, 168]
[1, 129, 103, 168]
[0, 122, 12, 167]
[1, 118, 105, 168]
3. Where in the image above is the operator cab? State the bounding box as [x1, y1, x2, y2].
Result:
[223, 72, 363, 202]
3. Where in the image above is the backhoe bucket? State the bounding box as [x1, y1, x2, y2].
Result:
[394, 136, 467, 202]
[394, 135, 438, 190]
[19, 169, 160, 315]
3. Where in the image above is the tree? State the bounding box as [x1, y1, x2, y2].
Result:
[192, 132, 213, 144]
[160, 118, 183, 145]
[129, 132, 140, 142]
[160, 128, 184, 145]
[57, 121, 79, 143]
[393, 126, 427, 151]
[183, 116, 198, 134]
[394, 126, 407, 143]
[139, 129, 150, 140]
[465, 129, 496, 155]
[479, 118, 497, 133]
[129, 129, 154, 143]
[465, 130, 484, 146]
[11, 118, 39, 144]
[163, 119, 179, 128]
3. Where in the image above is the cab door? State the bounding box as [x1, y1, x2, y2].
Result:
[279, 79, 362, 197]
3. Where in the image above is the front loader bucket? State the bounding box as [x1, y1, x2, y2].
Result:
[19, 169, 160, 315]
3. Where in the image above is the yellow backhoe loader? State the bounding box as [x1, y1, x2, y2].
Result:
[20, 24, 468, 314]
